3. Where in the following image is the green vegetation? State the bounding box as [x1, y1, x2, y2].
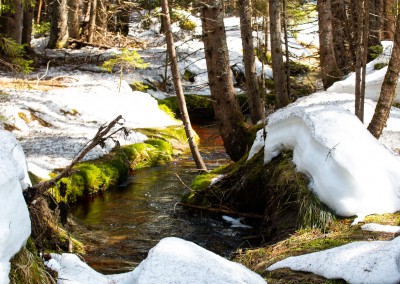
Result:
[32, 21, 50, 36]
[0, 36, 33, 73]
[130, 80, 151, 92]
[102, 49, 149, 91]
[51, 138, 173, 203]
[9, 238, 55, 284]
[369, 44, 384, 60]
[374, 62, 387, 70]
[179, 18, 197, 31]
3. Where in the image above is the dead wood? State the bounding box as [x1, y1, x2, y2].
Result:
[23, 115, 125, 204]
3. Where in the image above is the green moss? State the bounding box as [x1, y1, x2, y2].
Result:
[158, 103, 177, 120]
[374, 62, 387, 70]
[9, 238, 55, 284]
[50, 139, 173, 204]
[28, 171, 46, 186]
[130, 80, 153, 92]
[183, 69, 195, 82]
[369, 44, 383, 60]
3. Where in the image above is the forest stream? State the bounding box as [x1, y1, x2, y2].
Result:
[71, 124, 258, 274]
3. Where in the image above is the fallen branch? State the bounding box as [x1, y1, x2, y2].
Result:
[23, 115, 125, 204]
[176, 202, 264, 219]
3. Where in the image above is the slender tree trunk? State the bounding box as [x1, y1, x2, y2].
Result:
[96, 0, 108, 34]
[269, 0, 289, 107]
[318, 0, 342, 89]
[161, 0, 207, 172]
[87, 0, 97, 42]
[201, 0, 250, 161]
[282, 0, 291, 100]
[36, 0, 43, 24]
[22, 2, 34, 47]
[68, 0, 81, 39]
[368, 12, 400, 138]
[238, 0, 263, 124]
[48, 0, 69, 48]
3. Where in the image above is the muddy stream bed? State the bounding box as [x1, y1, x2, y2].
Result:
[71, 125, 259, 274]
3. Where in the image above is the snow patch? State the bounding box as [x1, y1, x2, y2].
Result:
[0, 130, 31, 284]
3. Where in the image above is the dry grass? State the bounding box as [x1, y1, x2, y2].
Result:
[235, 213, 400, 283]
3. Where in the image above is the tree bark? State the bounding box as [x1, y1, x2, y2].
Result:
[384, 0, 396, 40]
[282, 0, 291, 100]
[238, 0, 263, 124]
[161, 0, 207, 172]
[22, 2, 34, 47]
[201, 0, 250, 162]
[368, 12, 400, 138]
[318, 0, 342, 89]
[269, 0, 289, 107]
[68, 0, 81, 39]
[87, 0, 97, 42]
[48, 0, 69, 48]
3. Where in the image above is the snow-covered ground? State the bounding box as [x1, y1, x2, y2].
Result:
[0, 70, 179, 178]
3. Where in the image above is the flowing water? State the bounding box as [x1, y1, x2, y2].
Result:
[71, 125, 258, 274]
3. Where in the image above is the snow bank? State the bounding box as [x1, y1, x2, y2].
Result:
[248, 92, 400, 218]
[361, 223, 400, 234]
[46, 237, 266, 284]
[267, 236, 400, 284]
[328, 41, 400, 103]
[0, 130, 31, 284]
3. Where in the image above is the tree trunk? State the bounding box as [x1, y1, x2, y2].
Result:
[161, 0, 207, 172]
[68, 0, 81, 39]
[318, 0, 342, 89]
[22, 2, 34, 47]
[269, 0, 289, 107]
[282, 0, 291, 100]
[384, 0, 396, 40]
[48, 0, 69, 48]
[87, 0, 97, 42]
[368, 12, 400, 138]
[331, 0, 353, 74]
[238, 0, 263, 124]
[201, 0, 250, 162]
[96, 0, 108, 34]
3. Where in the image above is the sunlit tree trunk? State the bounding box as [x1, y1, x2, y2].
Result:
[384, 0, 396, 40]
[282, 0, 291, 100]
[96, 0, 108, 35]
[68, 0, 81, 39]
[161, 0, 207, 172]
[269, 0, 289, 107]
[48, 0, 69, 48]
[318, 0, 342, 89]
[87, 0, 97, 42]
[201, 0, 250, 161]
[368, 12, 400, 138]
[238, 0, 263, 124]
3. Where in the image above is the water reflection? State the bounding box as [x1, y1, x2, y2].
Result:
[71, 125, 255, 274]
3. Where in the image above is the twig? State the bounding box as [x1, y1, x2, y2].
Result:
[36, 60, 51, 86]
[176, 202, 264, 219]
[174, 173, 193, 191]
[24, 115, 124, 204]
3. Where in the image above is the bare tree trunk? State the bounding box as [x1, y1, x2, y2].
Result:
[96, 0, 108, 35]
[201, 0, 250, 162]
[238, 0, 263, 124]
[87, 0, 97, 42]
[161, 0, 207, 172]
[269, 0, 289, 107]
[68, 0, 81, 39]
[48, 0, 69, 48]
[282, 0, 291, 100]
[318, 0, 342, 89]
[22, 2, 34, 47]
[368, 12, 400, 138]
[354, 0, 369, 122]
[384, 0, 396, 40]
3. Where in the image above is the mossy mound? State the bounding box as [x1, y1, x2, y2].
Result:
[51, 138, 173, 204]
[183, 150, 334, 233]
[9, 238, 55, 284]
